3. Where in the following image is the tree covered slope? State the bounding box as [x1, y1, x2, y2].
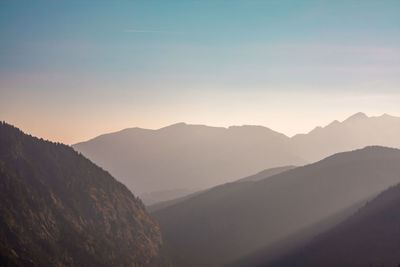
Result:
[0, 122, 162, 266]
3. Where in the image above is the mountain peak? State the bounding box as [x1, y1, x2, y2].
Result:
[167, 122, 187, 127]
[228, 125, 269, 131]
[344, 112, 368, 122]
[379, 113, 396, 119]
[158, 122, 188, 130]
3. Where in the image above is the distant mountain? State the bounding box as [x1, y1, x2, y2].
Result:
[148, 165, 295, 213]
[292, 112, 400, 162]
[73, 123, 305, 202]
[0, 122, 162, 266]
[152, 146, 400, 266]
[275, 182, 400, 267]
[141, 188, 199, 206]
[73, 113, 400, 204]
[235, 165, 296, 183]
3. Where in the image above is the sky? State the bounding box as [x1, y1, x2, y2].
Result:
[1, 0, 400, 144]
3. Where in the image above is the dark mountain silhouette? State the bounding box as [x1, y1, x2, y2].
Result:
[148, 165, 296, 213]
[274, 181, 400, 267]
[0, 122, 162, 266]
[73, 113, 400, 205]
[231, 197, 369, 267]
[73, 123, 305, 203]
[152, 146, 400, 266]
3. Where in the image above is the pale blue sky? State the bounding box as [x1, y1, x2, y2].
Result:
[1, 0, 400, 143]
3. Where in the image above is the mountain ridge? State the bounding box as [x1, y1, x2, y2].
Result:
[76, 112, 399, 144]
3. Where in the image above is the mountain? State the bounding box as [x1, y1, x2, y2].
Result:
[140, 188, 200, 206]
[292, 112, 400, 162]
[152, 146, 400, 266]
[235, 165, 296, 183]
[0, 122, 162, 266]
[73, 123, 305, 203]
[275, 182, 400, 267]
[231, 198, 366, 267]
[73, 113, 400, 205]
[148, 165, 296, 213]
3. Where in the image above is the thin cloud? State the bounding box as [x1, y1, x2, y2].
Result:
[124, 29, 183, 34]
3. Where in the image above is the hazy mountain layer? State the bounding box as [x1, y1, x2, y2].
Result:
[235, 165, 296, 183]
[152, 146, 400, 266]
[275, 182, 400, 267]
[141, 188, 200, 206]
[292, 112, 400, 162]
[73, 113, 400, 204]
[73, 123, 304, 200]
[149, 165, 295, 213]
[0, 122, 162, 266]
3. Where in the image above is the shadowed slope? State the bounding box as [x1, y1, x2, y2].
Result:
[235, 165, 296, 183]
[0, 122, 162, 266]
[274, 181, 400, 267]
[153, 146, 400, 266]
[148, 165, 296, 212]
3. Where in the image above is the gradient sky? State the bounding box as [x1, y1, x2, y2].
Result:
[1, 0, 400, 144]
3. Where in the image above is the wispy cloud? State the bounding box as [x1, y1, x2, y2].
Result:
[124, 29, 183, 34]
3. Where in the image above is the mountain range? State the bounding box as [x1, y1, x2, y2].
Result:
[73, 113, 400, 204]
[73, 123, 304, 202]
[291, 112, 400, 162]
[3, 119, 400, 266]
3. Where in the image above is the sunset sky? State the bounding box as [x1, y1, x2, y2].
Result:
[1, 0, 400, 144]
